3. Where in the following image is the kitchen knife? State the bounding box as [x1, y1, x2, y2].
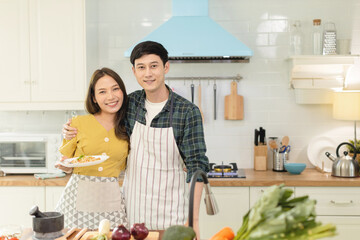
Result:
[214, 83, 217, 120]
[191, 83, 194, 103]
[259, 127, 265, 144]
[254, 129, 259, 146]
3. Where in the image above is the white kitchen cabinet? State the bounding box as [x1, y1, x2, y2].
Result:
[0, 186, 45, 227]
[0, 0, 86, 110]
[318, 216, 360, 240]
[295, 187, 360, 239]
[199, 187, 249, 239]
[45, 186, 65, 212]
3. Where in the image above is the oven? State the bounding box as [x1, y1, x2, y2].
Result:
[0, 133, 62, 174]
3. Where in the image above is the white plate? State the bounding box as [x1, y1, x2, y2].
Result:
[307, 136, 337, 172]
[59, 155, 109, 168]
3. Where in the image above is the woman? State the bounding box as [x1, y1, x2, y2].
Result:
[55, 67, 129, 229]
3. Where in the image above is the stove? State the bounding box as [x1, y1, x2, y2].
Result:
[207, 163, 246, 178]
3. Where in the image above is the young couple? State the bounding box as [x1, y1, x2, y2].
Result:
[56, 41, 209, 239]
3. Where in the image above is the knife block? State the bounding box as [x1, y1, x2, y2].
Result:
[254, 145, 268, 170]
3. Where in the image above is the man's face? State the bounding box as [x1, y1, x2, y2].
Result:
[132, 54, 169, 94]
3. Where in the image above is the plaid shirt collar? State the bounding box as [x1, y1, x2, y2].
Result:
[136, 85, 174, 113]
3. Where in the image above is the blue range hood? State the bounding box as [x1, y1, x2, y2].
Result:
[124, 0, 253, 63]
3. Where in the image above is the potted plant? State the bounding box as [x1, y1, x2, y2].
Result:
[346, 139, 360, 164]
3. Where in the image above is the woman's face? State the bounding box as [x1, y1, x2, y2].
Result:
[93, 75, 123, 115]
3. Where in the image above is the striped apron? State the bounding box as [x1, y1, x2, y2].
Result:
[123, 97, 188, 230]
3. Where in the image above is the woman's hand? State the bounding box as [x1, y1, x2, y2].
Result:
[62, 118, 78, 140]
[55, 156, 73, 174]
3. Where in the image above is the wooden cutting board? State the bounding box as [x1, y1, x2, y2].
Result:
[224, 81, 244, 120]
[80, 231, 159, 240]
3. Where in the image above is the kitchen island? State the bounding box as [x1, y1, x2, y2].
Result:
[2, 169, 360, 240]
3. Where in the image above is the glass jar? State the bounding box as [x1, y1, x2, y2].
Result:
[290, 20, 303, 55]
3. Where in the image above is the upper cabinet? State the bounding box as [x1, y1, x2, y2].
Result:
[289, 55, 359, 104]
[0, 0, 86, 110]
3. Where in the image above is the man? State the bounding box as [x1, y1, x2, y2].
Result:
[62, 41, 209, 238]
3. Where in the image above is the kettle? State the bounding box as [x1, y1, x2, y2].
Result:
[325, 142, 359, 177]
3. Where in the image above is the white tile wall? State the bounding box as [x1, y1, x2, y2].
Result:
[2, 0, 359, 170]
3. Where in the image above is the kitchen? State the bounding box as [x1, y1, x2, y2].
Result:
[1, 0, 360, 239]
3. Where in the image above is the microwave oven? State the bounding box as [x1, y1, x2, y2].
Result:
[0, 133, 62, 174]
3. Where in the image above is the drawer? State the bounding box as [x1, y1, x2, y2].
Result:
[295, 187, 360, 216]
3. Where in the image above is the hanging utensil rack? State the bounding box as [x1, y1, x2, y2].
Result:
[165, 74, 242, 82]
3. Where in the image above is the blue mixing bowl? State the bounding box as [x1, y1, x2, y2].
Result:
[284, 163, 306, 174]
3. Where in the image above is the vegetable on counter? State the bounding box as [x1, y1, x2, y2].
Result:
[209, 227, 235, 240]
[234, 184, 337, 240]
[90, 219, 110, 240]
[111, 225, 131, 240]
[162, 225, 196, 240]
[130, 223, 149, 240]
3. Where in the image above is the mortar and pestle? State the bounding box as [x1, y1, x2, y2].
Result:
[29, 205, 64, 240]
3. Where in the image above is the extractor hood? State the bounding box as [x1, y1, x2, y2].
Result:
[124, 0, 253, 63]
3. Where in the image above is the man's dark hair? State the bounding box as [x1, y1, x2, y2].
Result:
[130, 41, 169, 66]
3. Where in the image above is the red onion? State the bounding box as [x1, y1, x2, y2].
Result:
[130, 223, 149, 240]
[111, 225, 131, 240]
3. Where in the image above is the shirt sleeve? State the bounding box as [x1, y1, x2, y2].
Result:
[59, 117, 78, 158]
[179, 106, 210, 183]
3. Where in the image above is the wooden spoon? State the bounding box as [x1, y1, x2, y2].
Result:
[282, 136, 289, 146]
[269, 140, 278, 150]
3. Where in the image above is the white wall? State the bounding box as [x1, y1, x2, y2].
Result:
[1, 0, 359, 170]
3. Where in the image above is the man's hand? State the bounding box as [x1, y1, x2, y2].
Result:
[55, 156, 73, 174]
[62, 118, 77, 140]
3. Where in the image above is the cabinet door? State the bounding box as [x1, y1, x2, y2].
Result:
[0, 186, 45, 227]
[317, 216, 360, 240]
[295, 187, 360, 216]
[199, 187, 249, 239]
[29, 0, 86, 102]
[45, 186, 65, 212]
[0, 0, 31, 102]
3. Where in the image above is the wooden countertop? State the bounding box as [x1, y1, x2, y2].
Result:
[3, 169, 360, 187]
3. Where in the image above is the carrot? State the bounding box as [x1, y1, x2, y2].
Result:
[209, 227, 235, 240]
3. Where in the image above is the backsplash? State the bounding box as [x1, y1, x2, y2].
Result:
[1, 0, 359, 169]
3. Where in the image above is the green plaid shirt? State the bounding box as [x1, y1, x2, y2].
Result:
[125, 86, 209, 183]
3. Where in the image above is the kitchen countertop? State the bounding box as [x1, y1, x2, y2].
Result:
[3, 169, 360, 187]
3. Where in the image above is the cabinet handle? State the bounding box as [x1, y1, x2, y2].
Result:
[330, 200, 354, 205]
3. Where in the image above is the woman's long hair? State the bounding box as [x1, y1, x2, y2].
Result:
[85, 67, 129, 145]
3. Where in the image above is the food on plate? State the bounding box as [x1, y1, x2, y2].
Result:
[111, 225, 131, 240]
[69, 155, 101, 164]
[130, 223, 149, 240]
[234, 184, 337, 240]
[209, 226, 235, 240]
[162, 225, 196, 240]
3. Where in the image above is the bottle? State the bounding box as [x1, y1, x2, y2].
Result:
[312, 19, 322, 55]
[290, 20, 303, 55]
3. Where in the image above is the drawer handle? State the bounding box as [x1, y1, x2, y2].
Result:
[330, 200, 354, 205]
